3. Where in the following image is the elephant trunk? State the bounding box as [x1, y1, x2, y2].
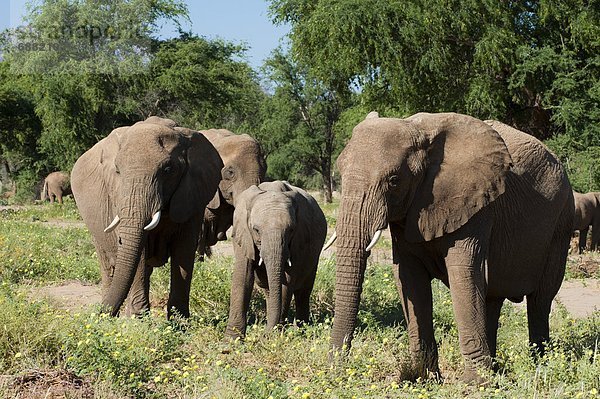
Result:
[102, 178, 161, 316]
[331, 189, 385, 351]
[261, 231, 287, 330]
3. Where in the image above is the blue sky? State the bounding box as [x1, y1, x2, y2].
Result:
[1, 0, 290, 69]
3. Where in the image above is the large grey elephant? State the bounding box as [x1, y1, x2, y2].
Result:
[198, 129, 266, 257]
[225, 181, 327, 339]
[71, 116, 223, 318]
[573, 191, 600, 253]
[327, 112, 573, 383]
[41, 171, 71, 204]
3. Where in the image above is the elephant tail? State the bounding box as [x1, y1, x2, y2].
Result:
[41, 179, 48, 201]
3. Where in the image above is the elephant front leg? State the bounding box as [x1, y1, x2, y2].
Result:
[446, 243, 492, 384]
[225, 249, 255, 339]
[392, 258, 439, 379]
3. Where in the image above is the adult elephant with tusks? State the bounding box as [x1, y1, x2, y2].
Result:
[71, 116, 223, 318]
[325, 112, 573, 384]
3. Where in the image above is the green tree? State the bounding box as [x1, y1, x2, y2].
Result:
[4, 0, 189, 171]
[146, 32, 265, 130]
[258, 50, 352, 202]
[268, 0, 600, 141]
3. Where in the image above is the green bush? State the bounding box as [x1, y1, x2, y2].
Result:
[545, 135, 600, 192]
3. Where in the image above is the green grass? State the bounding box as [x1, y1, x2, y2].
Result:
[0, 202, 599, 398]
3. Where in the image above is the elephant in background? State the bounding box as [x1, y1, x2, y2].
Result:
[573, 191, 600, 253]
[225, 181, 327, 339]
[328, 112, 572, 383]
[41, 171, 71, 204]
[71, 116, 223, 318]
[198, 129, 266, 257]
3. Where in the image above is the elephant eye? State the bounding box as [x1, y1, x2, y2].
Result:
[389, 175, 400, 187]
[222, 166, 235, 180]
[163, 161, 174, 174]
[114, 164, 120, 174]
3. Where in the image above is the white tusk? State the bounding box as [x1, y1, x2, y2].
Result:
[258, 257, 263, 266]
[366, 230, 383, 251]
[104, 215, 121, 233]
[322, 231, 337, 251]
[288, 259, 292, 267]
[143, 211, 161, 231]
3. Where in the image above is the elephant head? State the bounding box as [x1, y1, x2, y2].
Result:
[330, 112, 512, 350]
[232, 181, 298, 329]
[73, 116, 223, 316]
[200, 129, 266, 249]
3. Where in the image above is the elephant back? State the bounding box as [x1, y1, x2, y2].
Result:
[485, 120, 570, 202]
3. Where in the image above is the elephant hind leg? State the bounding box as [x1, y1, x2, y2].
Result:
[527, 227, 569, 357]
[292, 266, 317, 325]
[579, 228, 589, 254]
[591, 220, 600, 251]
[280, 283, 293, 325]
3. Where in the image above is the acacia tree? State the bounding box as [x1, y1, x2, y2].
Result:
[258, 50, 352, 203]
[4, 0, 189, 171]
[146, 32, 265, 130]
[268, 0, 599, 141]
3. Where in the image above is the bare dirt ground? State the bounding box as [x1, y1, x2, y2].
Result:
[0, 369, 95, 399]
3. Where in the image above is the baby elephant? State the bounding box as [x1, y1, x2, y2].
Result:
[225, 181, 327, 339]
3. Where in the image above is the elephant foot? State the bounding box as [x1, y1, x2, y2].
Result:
[459, 368, 491, 386]
[221, 334, 244, 354]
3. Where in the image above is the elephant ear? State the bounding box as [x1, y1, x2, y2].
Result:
[232, 185, 263, 261]
[170, 129, 224, 224]
[404, 113, 513, 242]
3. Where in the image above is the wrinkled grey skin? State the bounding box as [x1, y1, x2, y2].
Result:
[225, 181, 327, 338]
[41, 171, 71, 204]
[331, 112, 573, 383]
[198, 129, 266, 257]
[573, 191, 600, 253]
[71, 116, 223, 318]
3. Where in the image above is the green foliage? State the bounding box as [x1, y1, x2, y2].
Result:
[545, 134, 600, 192]
[63, 312, 187, 395]
[3, 0, 189, 171]
[0, 63, 42, 172]
[0, 207, 97, 284]
[269, 0, 600, 142]
[148, 33, 266, 130]
[257, 50, 353, 199]
[11, 168, 42, 203]
[0, 284, 65, 372]
[0, 1, 267, 204]
[0, 206, 599, 397]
